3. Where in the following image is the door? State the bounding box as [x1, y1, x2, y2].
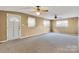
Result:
[7, 13, 21, 40]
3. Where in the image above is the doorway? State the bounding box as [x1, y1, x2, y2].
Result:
[7, 13, 21, 40]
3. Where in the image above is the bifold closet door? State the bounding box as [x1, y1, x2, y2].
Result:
[7, 14, 21, 40]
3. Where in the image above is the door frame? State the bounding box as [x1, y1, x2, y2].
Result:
[7, 13, 21, 40]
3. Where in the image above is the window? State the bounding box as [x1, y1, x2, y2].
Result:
[28, 17, 36, 28]
[56, 20, 68, 27]
[43, 20, 50, 27]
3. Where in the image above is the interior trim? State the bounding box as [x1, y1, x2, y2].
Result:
[0, 33, 48, 43]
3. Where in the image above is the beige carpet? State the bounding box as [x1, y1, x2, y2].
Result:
[0, 33, 78, 53]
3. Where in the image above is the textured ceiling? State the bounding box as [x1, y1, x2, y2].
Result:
[0, 6, 79, 19]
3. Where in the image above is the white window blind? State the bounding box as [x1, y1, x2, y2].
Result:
[43, 20, 50, 27]
[56, 20, 68, 27]
[28, 17, 36, 28]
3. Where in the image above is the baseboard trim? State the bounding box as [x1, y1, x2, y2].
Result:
[0, 40, 8, 44]
[20, 33, 47, 39]
[0, 32, 48, 43]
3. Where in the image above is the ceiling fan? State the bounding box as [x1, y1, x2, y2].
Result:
[54, 14, 62, 20]
[54, 15, 57, 19]
[33, 6, 48, 15]
[19, 6, 48, 15]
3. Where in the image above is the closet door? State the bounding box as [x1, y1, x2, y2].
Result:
[7, 14, 21, 40]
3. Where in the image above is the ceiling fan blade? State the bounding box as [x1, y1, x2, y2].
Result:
[40, 10, 48, 12]
[33, 9, 48, 12]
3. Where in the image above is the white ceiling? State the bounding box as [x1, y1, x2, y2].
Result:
[0, 6, 79, 19]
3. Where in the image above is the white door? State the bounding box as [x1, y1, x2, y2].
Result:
[7, 14, 21, 40]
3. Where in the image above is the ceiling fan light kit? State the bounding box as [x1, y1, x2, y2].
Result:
[36, 12, 40, 15]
